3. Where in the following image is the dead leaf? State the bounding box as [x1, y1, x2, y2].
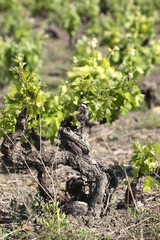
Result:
[22, 224, 30, 231]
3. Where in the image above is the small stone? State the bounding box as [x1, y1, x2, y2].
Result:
[137, 201, 144, 208]
[86, 216, 94, 227]
[102, 216, 112, 224]
[62, 201, 88, 216]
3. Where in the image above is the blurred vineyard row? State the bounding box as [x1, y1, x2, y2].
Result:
[0, 0, 160, 85]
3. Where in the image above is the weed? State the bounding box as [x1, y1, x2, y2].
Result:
[37, 201, 99, 240]
[128, 207, 160, 239]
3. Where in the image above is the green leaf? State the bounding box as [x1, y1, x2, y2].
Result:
[132, 166, 139, 178]
[36, 90, 46, 108]
[0, 129, 4, 138]
[155, 142, 160, 157]
[143, 176, 158, 191]
[22, 70, 30, 80]
[124, 92, 133, 102]
[15, 81, 22, 91]
[133, 141, 141, 151]
[136, 66, 144, 75]
[68, 66, 93, 79]
[135, 94, 144, 107]
[124, 101, 132, 110]
[8, 84, 18, 97]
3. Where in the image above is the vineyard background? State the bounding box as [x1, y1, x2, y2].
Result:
[0, 1, 160, 239]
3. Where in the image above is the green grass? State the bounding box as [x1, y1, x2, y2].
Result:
[139, 111, 160, 129]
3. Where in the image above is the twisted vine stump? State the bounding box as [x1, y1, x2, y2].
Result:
[1, 105, 117, 217]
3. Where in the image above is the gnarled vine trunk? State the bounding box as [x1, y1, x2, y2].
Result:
[1, 104, 117, 217]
